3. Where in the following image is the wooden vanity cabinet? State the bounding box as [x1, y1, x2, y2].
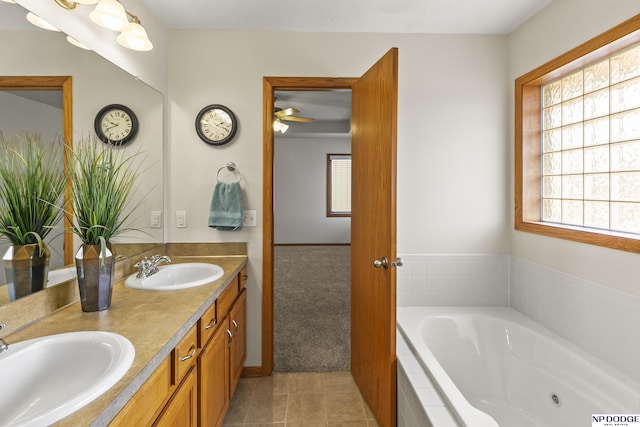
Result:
[228, 288, 246, 398]
[198, 267, 247, 427]
[110, 324, 197, 427]
[154, 367, 197, 427]
[197, 316, 230, 427]
[109, 267, 247, 427]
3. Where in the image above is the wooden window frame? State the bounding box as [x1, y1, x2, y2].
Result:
[326, 153, 351, 217]
[515, 14, 640, 253]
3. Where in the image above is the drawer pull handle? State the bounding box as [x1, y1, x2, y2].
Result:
[180, 345, 196, 362]
[232, 319, 239, 336]
[226, 329, 233, 347]
[204, 318, 217, 330]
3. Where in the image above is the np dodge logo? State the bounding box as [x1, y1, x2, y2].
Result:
[592, 415, 640, 427]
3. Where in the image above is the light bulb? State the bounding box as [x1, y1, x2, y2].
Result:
[117, 21, 153, 51]
[66, 35, 91, 50]
[89, 0, 128, 31]
[26, 12, 60, 31]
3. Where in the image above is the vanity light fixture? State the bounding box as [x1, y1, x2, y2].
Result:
[116, 14, 153, 51]
[89, 0, 129, 31]
[26, 12, 61, 31]
[66, 35, 91, 50]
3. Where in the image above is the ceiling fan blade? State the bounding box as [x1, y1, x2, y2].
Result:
[280, 115, 315, 123]
[275, 107, 300, 117]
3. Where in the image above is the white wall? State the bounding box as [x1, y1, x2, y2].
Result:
[274, 136, 350, 244]
[508, 0, 640, 297]
[168, 32, 509, 366]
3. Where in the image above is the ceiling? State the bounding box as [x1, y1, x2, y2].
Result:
[1, 0, 553, 136]
[139, 0, 551, 35]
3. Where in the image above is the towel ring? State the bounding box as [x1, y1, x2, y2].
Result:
[216, 162, 241, 183]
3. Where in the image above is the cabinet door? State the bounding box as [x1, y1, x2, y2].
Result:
[154, 366, 197, 427]
[229, 289, 246, 398]
[198, 318, 230, 427]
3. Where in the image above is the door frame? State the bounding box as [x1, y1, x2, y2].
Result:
[262, 76, 357, 375]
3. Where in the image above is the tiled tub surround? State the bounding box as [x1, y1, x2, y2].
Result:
[396, 254, 510, 307]
[397, 254, 640, 426]
[1, 243, 248, 426]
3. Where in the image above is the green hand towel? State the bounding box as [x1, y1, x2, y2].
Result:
[208, 181, 243, 231]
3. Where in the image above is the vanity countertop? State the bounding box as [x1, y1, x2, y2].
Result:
[5, 254, 248, 427]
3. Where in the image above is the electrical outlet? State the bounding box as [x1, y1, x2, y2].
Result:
[151, 211, 162, 228]
[176, 210, 187, 228]
[242, 210, 257, 227]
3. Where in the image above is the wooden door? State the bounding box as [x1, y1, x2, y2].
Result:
[154, 367, 197, 427]
[350, 48, 398, 427]
[229, 289, 247, 398]
[198, 322, 229, 427]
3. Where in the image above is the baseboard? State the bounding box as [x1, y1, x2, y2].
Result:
[274, 243, 350, 246]
[241, 366, 265, 378]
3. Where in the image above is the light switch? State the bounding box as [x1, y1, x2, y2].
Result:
[151, 211, 162, 228]
[176, 210, 187, 228]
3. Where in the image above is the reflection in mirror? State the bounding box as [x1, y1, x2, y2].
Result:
[0, 2, 164, 306]
[0, 76, 72, 305]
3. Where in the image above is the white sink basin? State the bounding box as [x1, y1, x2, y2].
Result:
[0, 331, 134, 427]
[125, 263, 224, 291]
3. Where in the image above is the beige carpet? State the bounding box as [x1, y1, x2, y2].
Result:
[274, 245, 351, 372]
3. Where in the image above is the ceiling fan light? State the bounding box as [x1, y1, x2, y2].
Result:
[73, 0, 100, 4]
[117, 21, 153, 51]
[66, 35, 91, 50]
[89, 0, 129, 31]
[26, 12, 60, 32]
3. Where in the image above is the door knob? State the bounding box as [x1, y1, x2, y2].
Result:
[373, 256, 403, 269]
[373, 257, 389, 269]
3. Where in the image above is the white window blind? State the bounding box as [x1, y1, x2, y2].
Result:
[328, 154, 351, 216]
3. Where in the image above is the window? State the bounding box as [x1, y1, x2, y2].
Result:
[515, 15, 640, 252]
[327, 154, 351, 217]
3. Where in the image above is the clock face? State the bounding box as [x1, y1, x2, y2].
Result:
[195, 104, 238, 146]
[94, 104, 139, 146]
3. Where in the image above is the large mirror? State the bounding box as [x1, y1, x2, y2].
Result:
[0, 1, 164, 305]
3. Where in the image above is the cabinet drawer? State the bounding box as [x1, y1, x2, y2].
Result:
[216, 275, 239, 317]
[239, 267, 248, 290]
[110, 357, 172, 427]
[198, 301, 218, 347]
[173, 324, 198, 386]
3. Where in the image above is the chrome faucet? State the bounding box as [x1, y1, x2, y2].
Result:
[0, 323, 8, 354]
[134, 255, 172, 279]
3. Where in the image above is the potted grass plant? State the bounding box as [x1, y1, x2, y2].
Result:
[69, 136, 141, 312]
[0, 133, 66, 301]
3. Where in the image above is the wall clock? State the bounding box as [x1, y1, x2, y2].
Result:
[94, 104, 139, 146]
[195, 104, 238, 146]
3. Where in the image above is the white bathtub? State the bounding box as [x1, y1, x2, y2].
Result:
[397, 307, 640, 427]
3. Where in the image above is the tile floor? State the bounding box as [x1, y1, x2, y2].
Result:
[222, 372, 380, 426]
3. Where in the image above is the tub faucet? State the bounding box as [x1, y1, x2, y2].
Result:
[134, 255, 172, 279]
[0, 323, 7, 354]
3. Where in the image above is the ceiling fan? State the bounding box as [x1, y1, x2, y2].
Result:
[273, 102, 315, 133]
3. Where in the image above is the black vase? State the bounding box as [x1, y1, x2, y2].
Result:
[3, 244, 50, 302]
[75, 242, 115, 312]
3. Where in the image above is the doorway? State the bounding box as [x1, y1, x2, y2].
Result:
[272, 90, 353, 371]
[262, 77, 356, 376]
